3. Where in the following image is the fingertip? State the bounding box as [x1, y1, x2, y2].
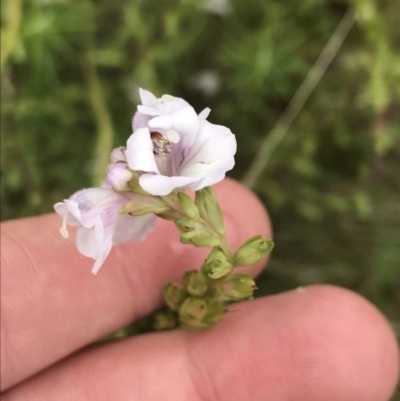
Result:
[241, 284, 399, 401]
[214, 177, 272, 242]
[0, 178, 273, 390]
[298, 285, 399, 401]
[181, 284, 399, 401]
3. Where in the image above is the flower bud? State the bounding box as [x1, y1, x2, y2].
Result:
[175, 219, 220, 247]
[234, 236, 274, 266]
[180, 232, 220, 247]
[119, 194, 169, 216]
[110, 146, 127, 164]
[204, 247, 233, 279]
[152, 310, 178, 331]
[163, 282, 188, 311]
[178, 192, 200, 220]
[174, 218, 197, 232]
[195, 187, 224, 235]
[106, 163, 134, 191]
[179, 297, 225, 331]
[184, 270, 208, 296]
[218, 273, 256, 300]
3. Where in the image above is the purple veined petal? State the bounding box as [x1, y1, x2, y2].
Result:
[180, 120, 237, 171]
[139, 173, 200, 196]
[148, 106, 198, 150]
[94, 215, 105, 246]
[198, 107, 211, 119]
[126, 127, 160, 174]
[76, 226, 97, 258]
[69, 188, 127, 229]
[112, 213, 156, 244]
[139, 88, 157, 106]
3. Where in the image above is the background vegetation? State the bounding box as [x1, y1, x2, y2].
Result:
[1, 0, 399, 395]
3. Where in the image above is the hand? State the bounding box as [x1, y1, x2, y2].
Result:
[1, 179, 398, 401]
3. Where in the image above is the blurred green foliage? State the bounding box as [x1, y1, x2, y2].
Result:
[1, 0, 399, 375]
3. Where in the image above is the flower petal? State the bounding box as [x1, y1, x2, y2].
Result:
[76, 226, 97, 258]
[139, 88, 157, 105]
[198, 107, 211, 119]
[139, 173, 200, 196]
[161, 97, 191, 114]
[180, 120, 236, 170]
[110, 147, 127, 163]
[91, 239, 113, 274]
[132, 112, 153, 132]
[186, 156, 235, 190]
[148, 105, 198, 151]
[91, 216, 114, 274]
[137, 105, 161, 116]
[126, 127, 160, 174]
[68, 189, 127, 228]
[112, 213, 156, 244]
[54, 201, 82, 226]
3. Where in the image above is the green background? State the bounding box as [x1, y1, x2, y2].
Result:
[1, 0, 399, 395]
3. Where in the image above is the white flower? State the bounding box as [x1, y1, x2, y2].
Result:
[54, 188, 156, 274]
[126, 88, 236, 196]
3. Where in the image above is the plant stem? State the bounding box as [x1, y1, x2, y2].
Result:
[1, 0, 22, 72]
[218, 235, 234, 262]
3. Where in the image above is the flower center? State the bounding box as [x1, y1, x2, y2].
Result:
[150, 130, 180, 176]
[151, 132, 171, 156]
[150, 130, 180, 156]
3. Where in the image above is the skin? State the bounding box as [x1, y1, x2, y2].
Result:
[1, 178, 399, 401]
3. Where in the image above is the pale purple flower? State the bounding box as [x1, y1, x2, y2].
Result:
[54, 188, 156, 274]
[126, 88, 236, 196]
[104, 163, 133, 191]
[102, 147, 133, 191]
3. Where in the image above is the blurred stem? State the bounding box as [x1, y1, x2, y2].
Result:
[1, 0, 22, 72]
[242, 9, 356, 189]
[82, 0, 114, 186]
[370, 111, 388, 181]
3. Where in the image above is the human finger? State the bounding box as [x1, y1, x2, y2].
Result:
[3, 285, 398, 401]
[1, 178, 271, 390]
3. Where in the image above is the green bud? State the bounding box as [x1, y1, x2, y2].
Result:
[218, 273, 256, 300]
[179, 297, 225, 331]
[160, 193, 185, 215]
[152, 310, 178, 331]
[204, 247, 233, 279]
[234, 236, 274, 266]
[182, 233, 220, 247]
[178, 192, 200, 220]
[183, 270, 208, 296]
[163, 282, 188, 311]
[176, 219, 220, 248]
[119, 194, 169, 216]
[175, 218, 197, 232]
[195, 187, 225, 235]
